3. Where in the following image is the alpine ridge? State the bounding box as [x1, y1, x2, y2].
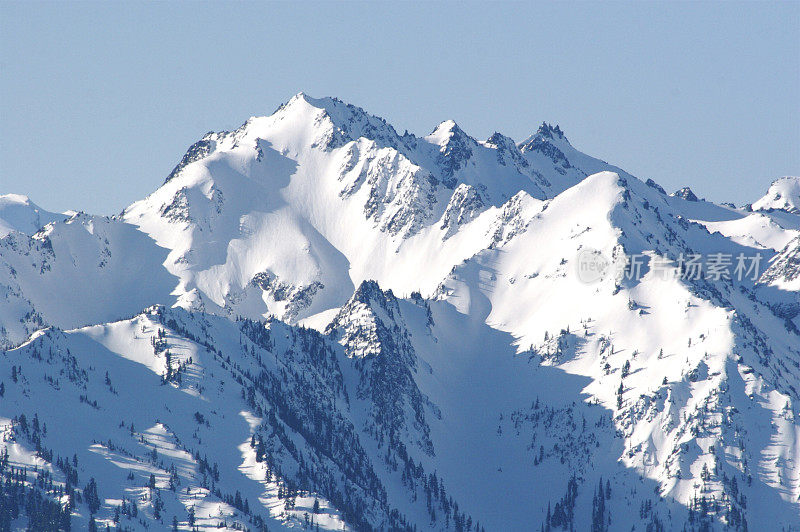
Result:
[1, 93, 799, 531]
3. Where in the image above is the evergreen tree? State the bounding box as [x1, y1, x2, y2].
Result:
[84, 478, 100, 514]
[592, 478, 606, 532]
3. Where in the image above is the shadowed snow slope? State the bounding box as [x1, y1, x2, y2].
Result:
[0, 194, 67, 238]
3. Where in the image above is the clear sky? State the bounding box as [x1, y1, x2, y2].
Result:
[1, 1, 798, 215]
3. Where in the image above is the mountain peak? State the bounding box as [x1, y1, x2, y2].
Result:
[518, 122, 572, 153]
[288, 90, 310, 104]
[427, 119, 468, 145]
[645, 178, 667, 195]
[535, 121, 567, 141]
[326, 279, 402, 352]
[281, 91, 342, 112]
[273, 92, 403, 150]
[0, 193, 65, 237]
[671, 186, 699, 202]
[349, 279, 398, 312]
[0, 193, 32, 205]
[485, 131, 516, 149]
[517, 122, 576, 178]
[752, 176, 800, 214]
[425, 120, 475, 186]
[277, 90, 338, 109]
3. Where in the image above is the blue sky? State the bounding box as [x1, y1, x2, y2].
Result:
[1, 1, 798, 214]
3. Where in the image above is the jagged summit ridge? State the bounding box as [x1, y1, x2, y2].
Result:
[158, 94, 588, 199]
[531, 121, 568, 141]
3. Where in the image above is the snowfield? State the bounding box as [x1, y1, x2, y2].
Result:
[1, 93, 799, 531]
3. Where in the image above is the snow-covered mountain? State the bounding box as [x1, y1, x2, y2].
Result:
[119, 93, 633, 326]
[0, 212, 176, 349]
[1, 93, 799, 531]
[752, 177, 800, 214]
[0, 194, 67, 238]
